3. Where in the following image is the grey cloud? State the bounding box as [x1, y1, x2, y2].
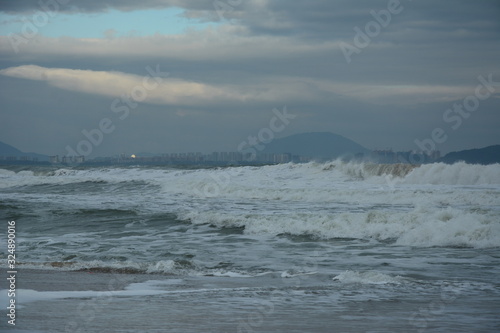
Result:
[0, 0, 499, 157]
[0, 0, 211, 14]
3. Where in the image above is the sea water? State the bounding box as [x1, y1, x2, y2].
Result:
[0, 161, 499, 332]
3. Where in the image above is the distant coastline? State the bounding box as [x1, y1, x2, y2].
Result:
[1, 132, 499, 166]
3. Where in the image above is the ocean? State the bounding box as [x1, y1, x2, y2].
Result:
[0, 161, 499, 332]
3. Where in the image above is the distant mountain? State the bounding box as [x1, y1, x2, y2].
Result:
[0, 141, 49, 161]
[262, 132, 369, 160]
[0, 141, 22, 156]
[439, 145, 500, 165]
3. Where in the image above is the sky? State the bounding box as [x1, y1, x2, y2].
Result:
[0, 0, 499, 157]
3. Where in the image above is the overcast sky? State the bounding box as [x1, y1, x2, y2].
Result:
[0, 0, 499, 157]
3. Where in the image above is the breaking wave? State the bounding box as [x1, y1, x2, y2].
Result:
[320, 160, 499, 184]
[1, 160, 498, 188]
[7, 259, 227, 276]
[179, 206, 500, 248]
[402, 162, 500, 185]
[322, 162, 417, 179]
[2, 161, 499, 249]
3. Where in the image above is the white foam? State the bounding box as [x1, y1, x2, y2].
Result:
[1, 161, 498, 190]
[179, 205, 499, 248]
[164, 162, 500, 248]
[0, 280, 183, 307]
[145, 260, 176, 274]
[206, 271, 253, 278]
[280, 271, 317, 278]
[2, 162, 499, 249]
[0, 167, 164, 188]
[3, 259, 266, 278]
[402, 162, 500, 185]
[0, 168, 19, 177]
[332, 270, 403, 284]
[0, 289, 99, 307]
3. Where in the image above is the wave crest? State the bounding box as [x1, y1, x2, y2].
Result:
[179, 206, 500, 248]
[402, 162, 500, 185]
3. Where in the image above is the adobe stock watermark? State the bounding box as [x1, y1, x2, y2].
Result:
[64, 272, 135, 333]
[414, 73, 499, 156]
[408, 280, 461, 332]
[8, 0, 71, 54]
[193, 106, 296, 198]
[237, 251, 319, 333]
[64, 65, 169, 160]
[340, 0, 406, 64]
[213, 0, 243, 23]
[383, 73, 499, 190]
[237, 106, 296, 161]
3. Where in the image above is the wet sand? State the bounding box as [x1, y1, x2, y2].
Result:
[0, 268, 159, 332]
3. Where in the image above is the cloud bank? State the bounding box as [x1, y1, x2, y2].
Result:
[0, 64, 251, 105]
[0, 0, 499, 156]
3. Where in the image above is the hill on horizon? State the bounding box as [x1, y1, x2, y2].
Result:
[439, 145, 500, 165]
[262, 132, 369, 160]
[0, 141, 49, 161]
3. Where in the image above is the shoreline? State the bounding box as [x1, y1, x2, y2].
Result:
[1, 268, 160, 293]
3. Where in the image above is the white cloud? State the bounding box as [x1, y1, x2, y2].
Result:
[0, 64, 250, 106]
[0, 65, 323, 107]
[0, 64, 477, 108]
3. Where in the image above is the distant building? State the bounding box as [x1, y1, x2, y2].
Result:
[62, 155, 85, 164]
[429, 150, 441, 160]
